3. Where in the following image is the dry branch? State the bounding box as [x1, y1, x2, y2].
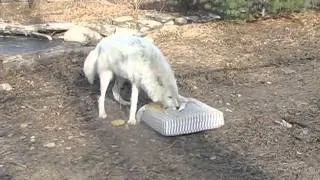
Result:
[0, 22, 73, 40]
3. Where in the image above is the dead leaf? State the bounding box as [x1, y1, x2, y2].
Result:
[111, 119, 126, 126]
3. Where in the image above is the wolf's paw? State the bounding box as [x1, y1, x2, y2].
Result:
[99, 112, 107, 119]
[127, 118, 137, 125]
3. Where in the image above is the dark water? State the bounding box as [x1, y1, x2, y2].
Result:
[0, 37, 64, 55]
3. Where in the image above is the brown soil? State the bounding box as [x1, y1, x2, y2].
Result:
[1, 2, 320, 180]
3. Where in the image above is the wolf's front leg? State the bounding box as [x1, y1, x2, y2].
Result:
[98, 71, 113, 119]
[127, 83, 139, 125]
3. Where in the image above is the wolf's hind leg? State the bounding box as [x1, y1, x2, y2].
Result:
[98, 71, 113, 119]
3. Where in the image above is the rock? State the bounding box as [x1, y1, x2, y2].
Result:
[0, 83, 12, 91]
[43, 142, 56, 148]
[208, 13, 221, 20]
[138, 19, 163, 29]
[199, 13, 221, 22]
[112, 16, 134, 25]
[185, 16, 200, 23]
[174, 17, 188, 25]
[164, 20, 175, 26]
[63, 25, 102, 45]
[145, 12, 175, 23]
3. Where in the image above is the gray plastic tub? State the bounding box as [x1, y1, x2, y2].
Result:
[137, 98, 225, 136]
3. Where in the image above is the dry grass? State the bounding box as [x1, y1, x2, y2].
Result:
[0, 0, 135, 24]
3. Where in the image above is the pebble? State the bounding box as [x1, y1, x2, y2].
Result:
[43, 142, 56, 148]
[30, 136, 36, 142]
[20, 123, 29, 128]
[66, 147, 72, 150]
[0, 83, 12, 91]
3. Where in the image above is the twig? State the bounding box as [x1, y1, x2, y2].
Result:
[160, 0, 167, 12]
[23, 103, 46, 112]
[31, 32, 53, 40]
[8, 161, 27, 169]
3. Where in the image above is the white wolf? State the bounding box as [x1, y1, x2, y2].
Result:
[83, 33, 181, 125]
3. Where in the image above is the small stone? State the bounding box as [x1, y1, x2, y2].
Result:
[79, 132, 85, 137]
[20, 123, 29, 128]
[296, 151, 302, 155]
[174, 17, 188, 25]
[266, 81, 272, 85]
[226, 103, 231, 106]
[43, 142, 56, 148]
[67, 136, 73, 140]
[30, 136, 36, 142]
[209, 156, 217, 160]
[66, 147, 72, 150]
[30, 146, 35, 150]
[112, 16, 134, 25]
[0, 83, 12, 91]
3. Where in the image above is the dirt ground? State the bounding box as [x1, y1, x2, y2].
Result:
[1, 1, 320, 180]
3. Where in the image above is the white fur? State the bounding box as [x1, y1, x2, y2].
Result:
[83, 33, 181, 125]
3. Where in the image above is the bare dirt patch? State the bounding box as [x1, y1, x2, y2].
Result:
[1, 4, 320, 180]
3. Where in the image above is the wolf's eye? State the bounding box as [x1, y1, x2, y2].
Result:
[168, 96, 173, 99]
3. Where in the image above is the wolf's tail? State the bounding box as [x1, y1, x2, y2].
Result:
[83, 47, 101, 84]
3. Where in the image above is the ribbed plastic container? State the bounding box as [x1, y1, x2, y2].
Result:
[136, 98, 225, 136]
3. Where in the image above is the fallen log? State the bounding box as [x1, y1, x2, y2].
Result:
[1, 44, 93, 72]
[0, 22, 73, 40]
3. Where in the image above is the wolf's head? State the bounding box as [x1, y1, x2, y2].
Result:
[158, 73, 181, 110]
[83, 48, 99, 84]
